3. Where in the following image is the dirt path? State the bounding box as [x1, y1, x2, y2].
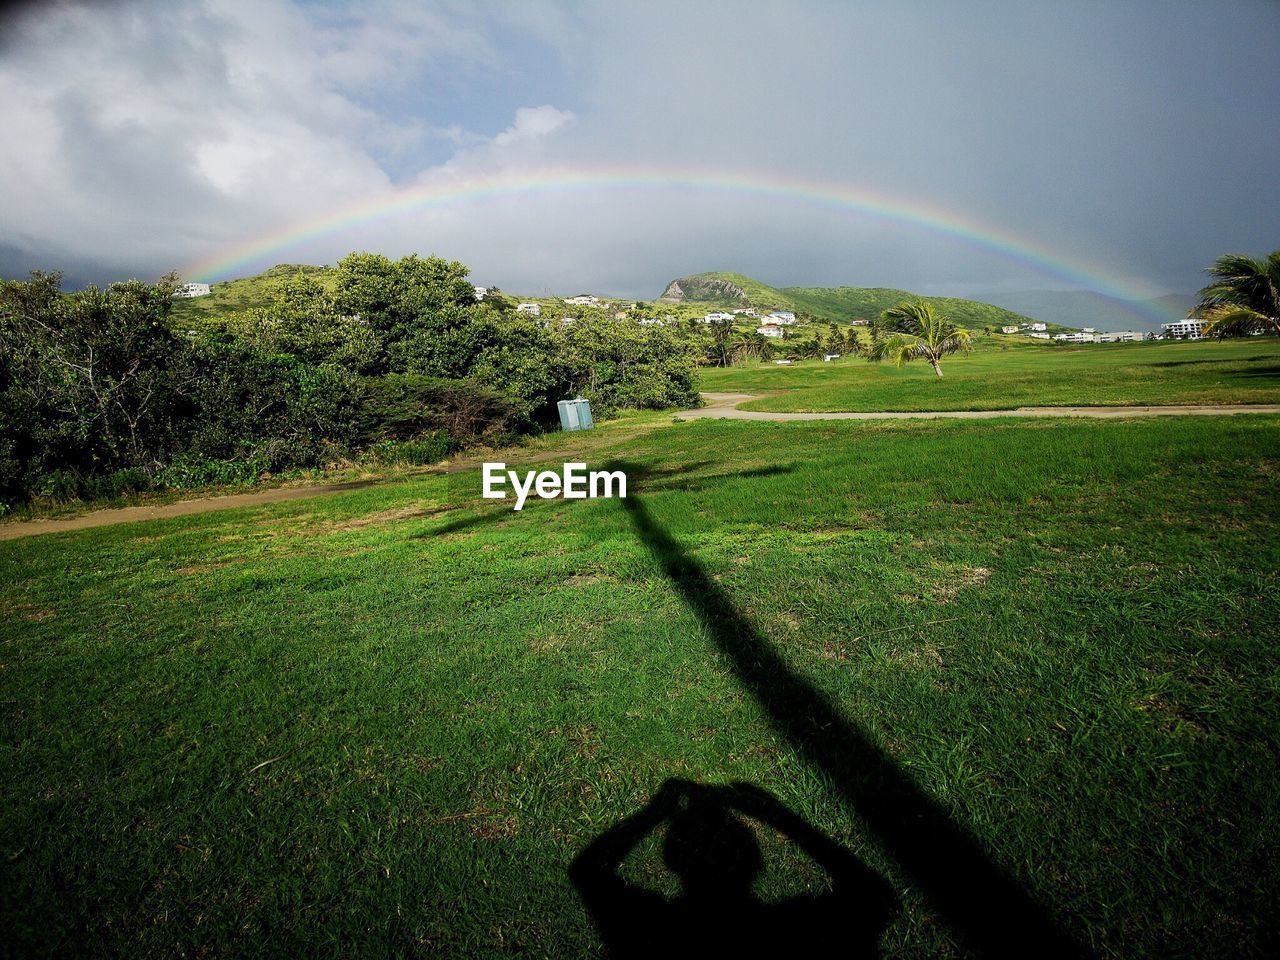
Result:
[682, 392, 1280, 421]
[5, 395, 1278, 542]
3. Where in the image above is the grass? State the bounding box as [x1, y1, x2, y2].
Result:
[3, 412, 1279, 957]
[699, 337, 1280, 411]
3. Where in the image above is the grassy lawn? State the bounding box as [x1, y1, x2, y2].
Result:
[3, 412, 1278, 957]
[698, 338, 1280, 411]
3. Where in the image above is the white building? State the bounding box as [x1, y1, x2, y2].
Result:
[1082, 327, 1096, 334]
[1001, 325, 1020, 334]
[732, 307, 758, 317]
[473, 285, 488, 300]
[756, 323, 783, 338]
[517, 302, 542, 316]
[703, 311, 734, 323]
[1098, 331, 1144, 343]
[822, 353, 841, 361]
[637, 318, 665, 326]
[564, 295, 600, 306]
[1162, 317, 1205, 340]
[1029, 322, 1047, 332]
[767, 311, 797, 325]
[174, 282, 212, 298]
[1028, 332, 1052, 340]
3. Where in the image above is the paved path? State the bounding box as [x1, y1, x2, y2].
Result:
[680, 392, 1280, 422]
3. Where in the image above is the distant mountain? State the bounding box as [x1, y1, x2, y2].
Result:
[657, 271, 1061, 330]
[968, 290, 1195, 334]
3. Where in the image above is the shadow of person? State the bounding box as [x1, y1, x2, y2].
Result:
[571, 779, 897, 959]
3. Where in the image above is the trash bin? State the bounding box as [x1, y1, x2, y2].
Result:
[557, 397, 594, 432]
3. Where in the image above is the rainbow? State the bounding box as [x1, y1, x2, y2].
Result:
[184, 166, 1167, 324]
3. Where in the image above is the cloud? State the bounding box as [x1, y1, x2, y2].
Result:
[492, 106, 575, 148]
[1, 0, 1278, 298]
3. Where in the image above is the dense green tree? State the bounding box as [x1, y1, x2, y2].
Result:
[226, 271, 380, 373]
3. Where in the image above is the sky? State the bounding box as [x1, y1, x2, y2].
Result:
[1, 0, 1277, 301]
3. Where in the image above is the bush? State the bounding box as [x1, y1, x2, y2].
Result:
[356, 375, 517, 444]
[154, 455, 270, 490]
[368, 432, 458, 466]
[83, 468, 151, 501]
[35, 469, 82, 502]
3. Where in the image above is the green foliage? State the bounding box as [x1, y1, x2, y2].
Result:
[868, 300, 973, 376]
[1, 255, 704, 506]
[224, 271, 380, 373]
[367, 433, 458, 466]
[1191, 249, 1280, 338]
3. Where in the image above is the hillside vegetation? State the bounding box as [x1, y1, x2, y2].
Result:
[168, 264, 335, 321]
[658, 270, 1058, 330]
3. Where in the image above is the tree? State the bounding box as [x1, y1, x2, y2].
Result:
[1190, 250, 1280, 338]
[226, 270, 380, 373]
[867, 300, 971, 377]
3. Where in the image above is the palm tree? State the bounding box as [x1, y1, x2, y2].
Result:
[867, 300, 971, 377]
[1190, 250, 1280, 338]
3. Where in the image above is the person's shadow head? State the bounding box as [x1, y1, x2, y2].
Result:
[570, 779, 897, 959]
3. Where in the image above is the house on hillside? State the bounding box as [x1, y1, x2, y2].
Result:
[703, 311, 734, 323]
[1029, 322, 1047, 332]
[564, 295, 600, 306]
[732, 307, 757, 317]
[174, 282, 212, 298]
[517, 303, 542, 316]
[767, 311, 796, 325]
[756, 323, 783, 338]
[473, 285, 488, 300]
[1001, 325, 1020, 334]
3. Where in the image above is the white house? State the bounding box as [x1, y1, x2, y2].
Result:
[1082, 327, 1096, 334]
[1028, 332, 1051, 340]
[1001, 325, 1020, 334]
[564, 295, 600, 306]
[517, 302, 542, 316]
[1098, 331, 1144, 343]
[637, 317, 665, 326]
[767, 311, 796, 325]
[473, 285, 488, 300]
[732, 307, 757, 317]
[756, 323, 783, 338]
[703, 311, 734, 323]
[1162, 317, 1205, 340]
[174, 282, 212, 298]
[1029, 322, 1047, 332]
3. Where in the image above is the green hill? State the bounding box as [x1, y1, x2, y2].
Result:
[169, 264, 334, 321]
[658, 270, 1063, 330]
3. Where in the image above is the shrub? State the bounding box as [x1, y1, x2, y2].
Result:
[83, 468, 151, 501]
[368, 432, 458, 466]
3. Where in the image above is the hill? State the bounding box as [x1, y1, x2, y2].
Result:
[168, 264, 334, 321]
[657, 271, 1056, 330]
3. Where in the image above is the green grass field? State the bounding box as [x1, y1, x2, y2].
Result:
[3, 412, 1278, 957]
[700, 338, 1280, 411]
